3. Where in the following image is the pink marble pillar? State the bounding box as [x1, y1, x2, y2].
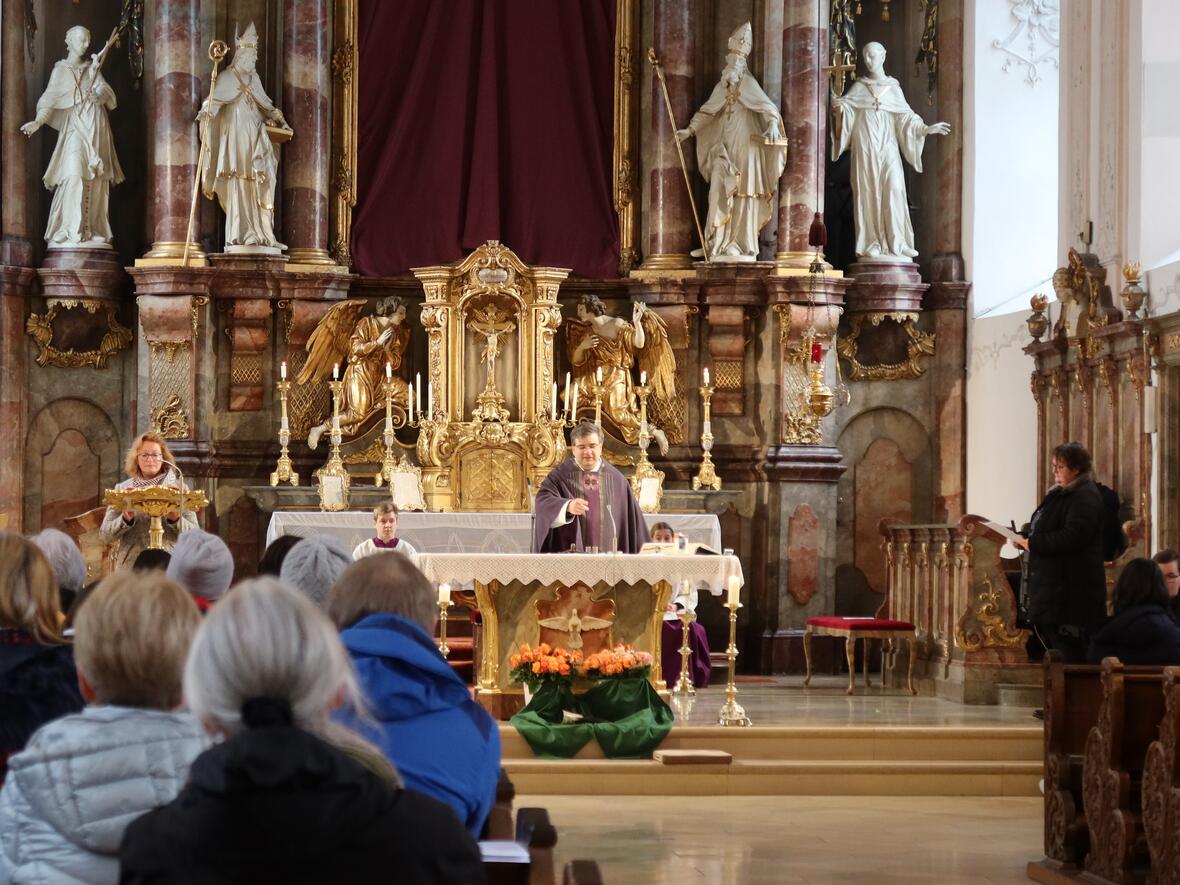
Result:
[1, 0, 31, 266]
[142, 0, 204, 261]
[930, 0, 965, 281]
[776, 0, 827, 269]
[642, 0, 696, 270]
[282, 0, 334, 266]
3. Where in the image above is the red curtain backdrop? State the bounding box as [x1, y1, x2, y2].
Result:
[352, 0, 620, 278]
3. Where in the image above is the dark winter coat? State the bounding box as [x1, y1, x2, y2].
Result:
[1024, 474, 1108, 629]
[0, 629, 85, 785]
[1086, 604, 1180, 665]
[118, 724, 485, 885]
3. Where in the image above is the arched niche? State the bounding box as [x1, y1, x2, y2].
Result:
[24, 399, 121, 532]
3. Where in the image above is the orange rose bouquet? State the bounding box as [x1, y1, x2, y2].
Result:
[580, 643, 653, 681]
[509, 642, 581, 688]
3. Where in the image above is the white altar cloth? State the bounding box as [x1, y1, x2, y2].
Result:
[415, 552, 743, 596]
[265, 511, 723, 555]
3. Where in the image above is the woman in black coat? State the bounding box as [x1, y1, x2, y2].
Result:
[1087, 558, 1180, 664]
[1013, 442, 1107, 663]
[119, 578, 484, 885]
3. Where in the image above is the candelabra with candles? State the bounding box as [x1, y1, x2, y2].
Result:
[315, 365, 351, 511]
[270, 360, 300, 487]
[718, 575, 751, 726]
[634, 374, 653, 469]
[437, 583, 451, 657]
[693, 367, 721, 491]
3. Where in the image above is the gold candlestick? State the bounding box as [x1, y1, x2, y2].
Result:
[375, 377, 398, 487]
[673, 603, 696, 697]
[593, 383, 604, 428]
[635, 382, 652, 467]
[718, 601, 751, 727]
[270, 378, 300, 487]
[437, 598, 450, 657]
[316, 379, 350, 511]
[693, 384, 721, 491]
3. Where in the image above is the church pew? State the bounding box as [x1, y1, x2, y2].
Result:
[1082, 658, 1169, 884]
[1141, 667, 1180, 883]
[1038, 653, 1163, 874]
[482, 769, 517, 841]
[562, 860, 603, 884]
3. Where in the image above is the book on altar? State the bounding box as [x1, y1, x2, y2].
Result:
[639, 541, 721, 556]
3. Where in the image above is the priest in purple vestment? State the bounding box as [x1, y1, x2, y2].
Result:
[532, 421, 651, 554]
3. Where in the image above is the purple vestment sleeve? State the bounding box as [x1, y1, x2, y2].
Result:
[532, 459, 651, 554]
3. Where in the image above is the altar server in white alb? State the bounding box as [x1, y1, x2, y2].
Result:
[353, 503, 419, 564]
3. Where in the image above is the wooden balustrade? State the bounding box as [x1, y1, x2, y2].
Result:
[879, 514, 1030, 702]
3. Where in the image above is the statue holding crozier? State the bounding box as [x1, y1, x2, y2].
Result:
[532, 421, 651, 554]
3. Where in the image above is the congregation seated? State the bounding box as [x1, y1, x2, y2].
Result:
[119, 577, 484, 884]
[29, 527, 87, 615]
[165, 529, 235, 612]
[258, 533, 302, 576]
[1152, 548, 1180, 622]
[0, 533, 83, 784]
[279, 534, 352, 608]
[329, 554, 501, 838]
[0, 570, 209, 882]
[1087, 557, 1180, 664]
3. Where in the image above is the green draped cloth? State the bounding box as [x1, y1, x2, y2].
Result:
[509, 678, 674, 759]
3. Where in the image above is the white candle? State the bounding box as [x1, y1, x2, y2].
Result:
[726, 575, 741, 607]
[703, 366, 710, 386]
[571, 381, 579, 418]
[332, 363, 339, 381]
[385, 409, 393, 432]
[332, 414, 341, 432]
[563, 372, 571, 413]
[439, 583, 451, 605]
[280, 416, 289, 432]
[551, 382, 558, 418]
[408, 392, 414, 423]
[415, 373, 422, 412]
[280, 360, 287, 380]
[596, 366, 603, 384]
[386, 362, 392, 379]
[703, 420, 712, 437]
[640, 370, 647, 386]
[427, 381, 433, 418]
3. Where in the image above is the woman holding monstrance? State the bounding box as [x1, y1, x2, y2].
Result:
[100, 432, 197, 568]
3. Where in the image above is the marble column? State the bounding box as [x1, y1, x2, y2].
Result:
[776, 0, 827, 271]
[1, 0, 32, 266]
[141, 0, 205, 263]
[930, 0, 965, 282]
[282, 0, 334, 266]
[641, 0, 696, 271]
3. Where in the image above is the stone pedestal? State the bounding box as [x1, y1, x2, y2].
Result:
[844, 259, 928, 313]
[37, 247, 126, 301]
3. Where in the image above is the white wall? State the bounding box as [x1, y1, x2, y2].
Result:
[963, 0, 1057, 523]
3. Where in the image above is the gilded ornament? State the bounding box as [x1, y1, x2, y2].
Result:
[26, 300, 133, 369]
[954, 576, 1025, 650]
[837, 312, 935, 382]
[149, 394, 190, 440]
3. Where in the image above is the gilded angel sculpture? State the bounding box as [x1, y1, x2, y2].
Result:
[565, 295, 676, 454]
[297, 297, 411, 449]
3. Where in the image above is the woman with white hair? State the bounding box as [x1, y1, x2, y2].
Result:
[29, 527, 88, 612]
[118, 578, 482, 884]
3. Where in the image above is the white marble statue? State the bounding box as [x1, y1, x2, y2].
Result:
[20, 25, 124, 248]
[831, 41, 950, 261]
[675, 23, 787, 262]
[197, 23, 289, 253]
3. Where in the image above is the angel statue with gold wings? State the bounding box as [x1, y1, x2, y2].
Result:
[297, 296, 411, 449]
[566, 295, 676, 455]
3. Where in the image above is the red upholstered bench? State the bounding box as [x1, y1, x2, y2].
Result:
[803, 616, 917, 696]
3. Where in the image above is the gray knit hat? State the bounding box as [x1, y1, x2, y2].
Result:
[279, 535, 352, 608]
[166, 529, 235, 601]
[30, 528, 87, 593]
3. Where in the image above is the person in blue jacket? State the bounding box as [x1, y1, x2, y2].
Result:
[328, 553, 501, 837]
[1087, 557, 1180, 665]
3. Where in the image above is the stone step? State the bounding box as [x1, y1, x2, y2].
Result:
[996, 682, 1043, 708]
[502, 757, 1041, 797]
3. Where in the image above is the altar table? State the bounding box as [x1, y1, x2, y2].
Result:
[266, 511, 723, 554]
[414, 552, 744, 710]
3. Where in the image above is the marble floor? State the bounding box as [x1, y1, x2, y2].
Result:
[523, 793, 1043, 884]
[668, 675, 1039, 728]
